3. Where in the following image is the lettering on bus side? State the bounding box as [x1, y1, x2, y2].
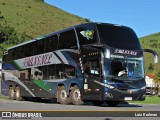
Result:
[114, 49, 137, 56]
[23, 53, 52, 68]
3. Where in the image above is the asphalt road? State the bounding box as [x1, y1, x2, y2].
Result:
[0, 98, 160, 120]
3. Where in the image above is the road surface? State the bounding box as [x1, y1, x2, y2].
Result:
[0, 98, 159, 120]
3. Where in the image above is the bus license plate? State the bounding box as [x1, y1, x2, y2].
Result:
[125, 97, 132, 100]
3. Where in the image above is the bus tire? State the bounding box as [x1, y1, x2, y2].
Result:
[57, 86, 71, 105]
[8, 87, 15, 100]
[106, 101, 120, 107]
[70, 85, 84, 105]
[15, 86, 23, 101]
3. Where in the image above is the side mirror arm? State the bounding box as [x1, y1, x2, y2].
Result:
[143, 49, 158, 63]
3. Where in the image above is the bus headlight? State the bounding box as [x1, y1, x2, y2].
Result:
[104, 84, 114, 89]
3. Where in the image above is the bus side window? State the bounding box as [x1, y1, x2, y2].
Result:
[16, 46, 24, 59]
[55, 64, 64, 79]
[31, 66, 48, 80]
[34, 39, 45, 55]
[55, 64, 76, 79]
[45, 35, 58, 52]
[48, 65, 56, 79]
[24, 43, 34, 57]
[8, 49, 16, 61]
[58, 29, 77, 49]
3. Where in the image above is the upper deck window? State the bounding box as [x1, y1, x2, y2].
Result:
[58, 29, 77, 49]
[97, 24, 141, 50]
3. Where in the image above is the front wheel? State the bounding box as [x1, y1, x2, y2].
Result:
[57, 86, 71, 105]
[106, 101, 120, 107]
[70, 85, 84, 105]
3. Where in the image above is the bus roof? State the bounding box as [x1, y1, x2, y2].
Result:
[7, 22, 128, 50]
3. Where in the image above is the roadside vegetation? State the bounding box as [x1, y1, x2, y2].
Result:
[140, 33, 160, 74]
[129, 95, 160, 104]
[0, 0, 87, 56]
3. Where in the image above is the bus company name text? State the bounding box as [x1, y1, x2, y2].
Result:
[23, 53, 53, 68]
[114, 49, 137, 55]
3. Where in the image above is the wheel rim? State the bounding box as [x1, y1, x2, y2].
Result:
[60, 89, 67, 101]
[73, 89, 81, 101]
[16, 90, 20, 98]
[10, 89, 14, 98]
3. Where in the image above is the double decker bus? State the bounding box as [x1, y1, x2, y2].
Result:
[1, 22, 158, 106]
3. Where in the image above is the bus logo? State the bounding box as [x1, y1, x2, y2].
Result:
[80, 30, 94, 40]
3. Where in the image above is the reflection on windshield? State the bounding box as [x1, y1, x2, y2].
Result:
[105, 55, 144, 79]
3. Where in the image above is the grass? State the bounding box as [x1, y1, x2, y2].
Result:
[0, 95, 9, 100]
[129, 95, 160, 104]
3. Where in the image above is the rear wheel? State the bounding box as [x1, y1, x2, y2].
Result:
[8, 87, 15, 100]
[106, 101, 120, 107]
[15, 86, 23, 101]
[70, 85, 84, 105]
[57, 86, 71, 105]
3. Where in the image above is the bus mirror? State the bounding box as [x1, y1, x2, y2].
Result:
[143, 49, 158, 63]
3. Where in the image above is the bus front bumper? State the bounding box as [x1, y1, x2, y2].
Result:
[103, 88, 146, 101]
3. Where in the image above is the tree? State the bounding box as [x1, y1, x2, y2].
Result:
[0, 25, 18, 44]
[154, 69, 160, 96]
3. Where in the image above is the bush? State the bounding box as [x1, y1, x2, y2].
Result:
[0, 25, 18, 44]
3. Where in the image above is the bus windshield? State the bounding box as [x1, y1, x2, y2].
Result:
[97, 24, 141, 50]
[105, 56, 144, 80]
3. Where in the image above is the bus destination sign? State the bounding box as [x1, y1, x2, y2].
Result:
[113, 49, 137, 56]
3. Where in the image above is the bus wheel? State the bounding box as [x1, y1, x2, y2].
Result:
[8, 87, 15, 100]
[57, 86, 71, 105]
[70, 85, 84, 105]
[106, 101, 120, 107]
[15, 86, 23, 101]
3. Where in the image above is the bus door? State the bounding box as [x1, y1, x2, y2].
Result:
[82, 58, 102, 101]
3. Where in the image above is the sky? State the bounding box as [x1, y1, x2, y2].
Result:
[44, 0, 160, 38]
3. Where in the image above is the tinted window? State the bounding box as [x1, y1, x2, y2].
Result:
[45, 35, 58, 52]
[97, 24, 141, 50]
[58, 29, 77, 49]
[24, 42, 34, 57]
[48, 65, 56, 79]
[34, 39, 45, 55]
[76, 24, 98, 45]
[8, 49, 16, 61]
[16, 46, 24, 59]
[55, 64, 76, 79]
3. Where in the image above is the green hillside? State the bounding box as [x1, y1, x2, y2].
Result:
[140, 33, 160, 73]
[0, 0, 159, 74]
[0, 0, 87, 55]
